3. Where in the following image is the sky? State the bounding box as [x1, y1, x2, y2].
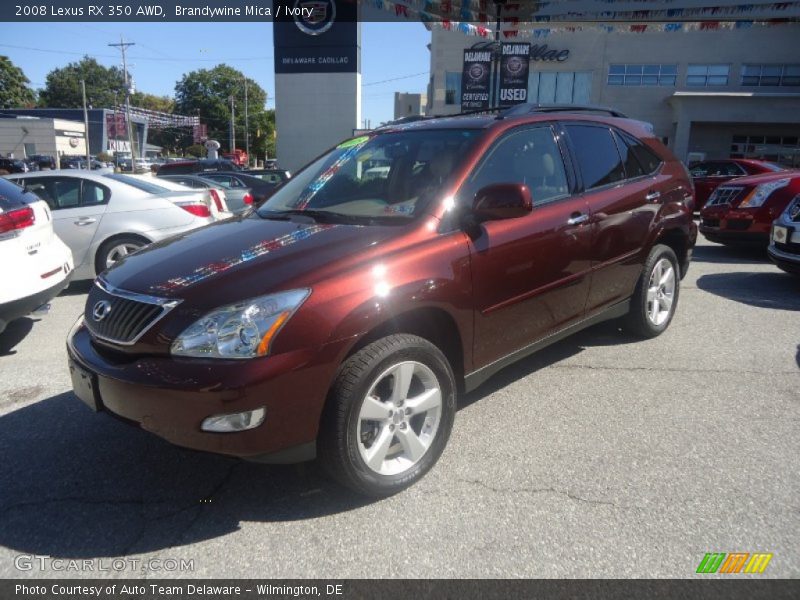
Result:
[0, 21, 432, 127]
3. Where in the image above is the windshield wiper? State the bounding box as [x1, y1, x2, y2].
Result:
[262, 209, 362, 224]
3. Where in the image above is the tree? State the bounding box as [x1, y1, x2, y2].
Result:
[39, 56, 127, 109]
[0, 56, 36, 108]
[130, 91, 174, 113]
[174, 64, 272, 160]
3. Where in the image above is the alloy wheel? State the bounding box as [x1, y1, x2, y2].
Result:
[105, 243, 142, 268]
[646, 257, 676, 326]
[357, 361, 442, 476]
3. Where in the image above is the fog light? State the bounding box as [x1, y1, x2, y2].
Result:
[201, 408, 266, 433]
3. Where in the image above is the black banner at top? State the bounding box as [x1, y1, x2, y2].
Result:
[498, 42, 530, 107]
[460, 49, 492, 111]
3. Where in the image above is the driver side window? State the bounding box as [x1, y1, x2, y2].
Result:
[460, 126, 569, 207]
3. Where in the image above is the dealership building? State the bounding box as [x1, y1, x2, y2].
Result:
[426, 23, 800, 166]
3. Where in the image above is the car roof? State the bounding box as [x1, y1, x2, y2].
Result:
[373, 105, 654, 139]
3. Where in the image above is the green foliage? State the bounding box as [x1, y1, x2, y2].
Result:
[174, 64, 272, 160]
[96, 152, 114, 163]
[185, 144, 207, 158]
[0, 56, 36, 109]
[39, 56, 127, 109]
[130, 91, 174, 113]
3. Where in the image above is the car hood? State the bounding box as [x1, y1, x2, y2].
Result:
[102, 214, 402, 306]
[719, 169, 799, 188]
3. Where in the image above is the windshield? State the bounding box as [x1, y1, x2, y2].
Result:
[257, 129, 480, 224]
[104, 173, 171, 194]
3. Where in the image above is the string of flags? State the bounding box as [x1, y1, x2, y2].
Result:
[367, 0, 800, 38]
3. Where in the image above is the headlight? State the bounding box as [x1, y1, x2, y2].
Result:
[739, 178, 790, 208]
[171, 289, 310, 359]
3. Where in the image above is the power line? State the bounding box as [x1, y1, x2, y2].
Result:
[363, 71, 429, 86]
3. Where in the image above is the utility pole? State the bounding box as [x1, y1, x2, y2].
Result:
[109, 36, 136, 172]
[81, 79, 91, 170]
[244, 78, 250, 167]
[229, 95, 236, 154]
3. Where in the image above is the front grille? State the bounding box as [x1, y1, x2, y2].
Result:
[702, 217, 720, 228]
[787, 196, 800, 223]
[84, 279, 179, 345]
[726, 219, 751, 231]
[707, 187, 744, 206]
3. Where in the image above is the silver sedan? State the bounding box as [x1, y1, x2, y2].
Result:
[5, 171, 223, 280]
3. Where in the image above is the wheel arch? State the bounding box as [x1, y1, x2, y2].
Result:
[654, 227, 690, 278]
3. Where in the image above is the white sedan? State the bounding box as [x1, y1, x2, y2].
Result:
[0, 177, 73, 334]
[5, 171, 224, 281]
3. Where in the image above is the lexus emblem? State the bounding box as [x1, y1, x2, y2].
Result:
[92, 300, 112, 322]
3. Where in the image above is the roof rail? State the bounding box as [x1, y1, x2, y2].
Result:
[497, 104, 629, 119]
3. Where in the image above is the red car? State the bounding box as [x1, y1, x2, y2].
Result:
[700, 170, 800, 246]
[690, 159, 785, 209]
[67, 106, 696, 496]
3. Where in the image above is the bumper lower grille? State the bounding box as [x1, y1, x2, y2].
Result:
[702, 218, 720, 228]
[84, 279, 179, 345]
[726, 219, 752, 231]
[775, 241, 800, 256]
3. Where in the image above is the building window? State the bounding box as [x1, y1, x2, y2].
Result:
[686, 64, 730, 87]
[529, 72, 592, 104]
[608, 64, 677, 87]
[445, 71, 461, 105]
[741, 64, 800, 87]
[730, 135, 800, 167]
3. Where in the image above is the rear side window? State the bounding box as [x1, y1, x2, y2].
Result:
[565, 124, 625, 190]
[622, 134, 663, 174]
[23, 177, 109, 210]
[612, 131, 647, 179]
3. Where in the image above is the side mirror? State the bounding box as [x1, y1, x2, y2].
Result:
[471, 183, 533, 222]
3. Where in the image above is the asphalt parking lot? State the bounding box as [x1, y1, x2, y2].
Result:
[0, 235, 798, 579]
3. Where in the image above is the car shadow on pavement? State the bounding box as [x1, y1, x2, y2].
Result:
[60, 280, 93, 296]
[0, 319, 642, 560]
[0, 317, 37, 356]
[0, 391, 373, 559]
[691, 244, 768, 264]
[460, 319, 640, 409]
[696, 271, 800, 311]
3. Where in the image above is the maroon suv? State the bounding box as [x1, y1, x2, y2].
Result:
[67, 107, 696, 496]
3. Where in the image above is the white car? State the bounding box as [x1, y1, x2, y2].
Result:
[5, 171, 223, 281]
[0, 178, 73, 334]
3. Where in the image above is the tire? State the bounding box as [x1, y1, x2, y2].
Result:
[318, 334, 456, 497]
[95, 235, 147, 275]
[624, 244, 680, 338]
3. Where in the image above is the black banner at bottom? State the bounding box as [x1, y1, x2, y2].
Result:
[3, 579, 800, 600]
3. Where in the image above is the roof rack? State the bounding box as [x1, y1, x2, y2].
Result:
[497, 104, 629, 119]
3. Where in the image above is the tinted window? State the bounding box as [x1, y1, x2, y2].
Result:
[460, 126, 569, 206]
[690, 161, 742, 177]
[622, 133, 662, 174]
[565, 124, 625, 189]
[23, 177, 109, 210]
[612, 131, 646, 179]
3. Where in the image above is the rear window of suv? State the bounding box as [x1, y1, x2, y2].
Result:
[565, 124, 626, 189]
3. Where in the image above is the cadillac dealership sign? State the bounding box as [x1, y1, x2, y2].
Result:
[461, 50, 492, 110]
[274, 0, 358, 74]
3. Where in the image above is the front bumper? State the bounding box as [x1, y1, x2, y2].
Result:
[768, 243, 800, 275]
[66, 318, 348, 461]
[699, 206, 772, 245]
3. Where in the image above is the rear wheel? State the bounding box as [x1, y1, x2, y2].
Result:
[95, 235, 147, 274]
[318, 334, 456, 497]
[625, 244, 680, 338]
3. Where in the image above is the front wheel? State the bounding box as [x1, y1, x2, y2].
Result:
[318, 334, 456, 497]
[624, 244, 680, 338]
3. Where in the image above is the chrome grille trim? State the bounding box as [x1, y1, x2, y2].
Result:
[86, 278, 182, 346]
[706, 186, 744, 206]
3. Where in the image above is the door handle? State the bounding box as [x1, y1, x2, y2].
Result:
[74, 218, 96, 226]
[645, 191, 662, 202]
[567, 213, 590, 226]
